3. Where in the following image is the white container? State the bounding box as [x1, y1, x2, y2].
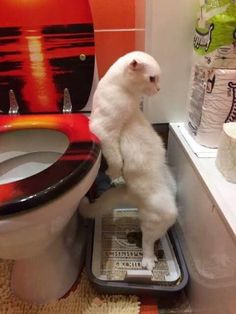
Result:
[216, 122, 236, 183]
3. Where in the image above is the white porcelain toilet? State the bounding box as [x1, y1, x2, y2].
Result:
[0, 0, 100, 304]
[0, 114, 100, 303]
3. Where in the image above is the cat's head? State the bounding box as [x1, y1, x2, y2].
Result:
[123, 51, 161, 96]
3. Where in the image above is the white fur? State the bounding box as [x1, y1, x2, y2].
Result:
[80, 51, 178, 271]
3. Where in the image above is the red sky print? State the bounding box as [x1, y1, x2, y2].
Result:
[0, 0, 95, 113]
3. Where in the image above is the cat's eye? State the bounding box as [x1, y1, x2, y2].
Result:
[149, 76, 156, 83]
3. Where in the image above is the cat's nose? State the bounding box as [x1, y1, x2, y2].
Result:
[156, 85, 160, 92]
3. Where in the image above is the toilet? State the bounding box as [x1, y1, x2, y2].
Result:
[0, 0, 100, 304]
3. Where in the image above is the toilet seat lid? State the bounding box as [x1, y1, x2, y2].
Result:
[0, 114, 100, 216]
[0, 0, 95, 114]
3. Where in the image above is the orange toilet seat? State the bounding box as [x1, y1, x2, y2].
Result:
[0, 114, 100, 216]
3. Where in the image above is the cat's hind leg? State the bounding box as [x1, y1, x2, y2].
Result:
[138, 188, 178, 271]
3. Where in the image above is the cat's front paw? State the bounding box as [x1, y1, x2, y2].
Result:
[141, 255, 157, 271]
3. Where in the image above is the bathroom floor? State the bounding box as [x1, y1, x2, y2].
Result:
[0, 258, 192, 313]
[157, 291, 192, 314]
[0, 259, 140, 313]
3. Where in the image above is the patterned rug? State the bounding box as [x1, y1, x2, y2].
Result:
[0, 259, 140, 314]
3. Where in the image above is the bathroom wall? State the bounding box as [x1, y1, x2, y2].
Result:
[89, 0, 145, 78]
[145, 0, 198, 123]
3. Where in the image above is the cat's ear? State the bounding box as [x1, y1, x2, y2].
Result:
[129, 59, 144, 71]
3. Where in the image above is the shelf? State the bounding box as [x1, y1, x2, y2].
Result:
[169, 123, 236, 240]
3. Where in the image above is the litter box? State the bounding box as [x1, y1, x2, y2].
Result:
[86, 208, 188, 295]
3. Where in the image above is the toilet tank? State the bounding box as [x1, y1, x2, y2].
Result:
[0, 0, 95, 114]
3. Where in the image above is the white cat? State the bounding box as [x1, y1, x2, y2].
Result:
[80, 51, 178, 271]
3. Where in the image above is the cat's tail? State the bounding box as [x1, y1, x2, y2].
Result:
[79, 184, 136, 218]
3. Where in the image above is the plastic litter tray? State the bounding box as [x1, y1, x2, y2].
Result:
[86, 208, 188, 295]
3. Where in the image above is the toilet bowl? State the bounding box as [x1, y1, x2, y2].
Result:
[0, 114, 101, 303]
[0, 0, 99, 303]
